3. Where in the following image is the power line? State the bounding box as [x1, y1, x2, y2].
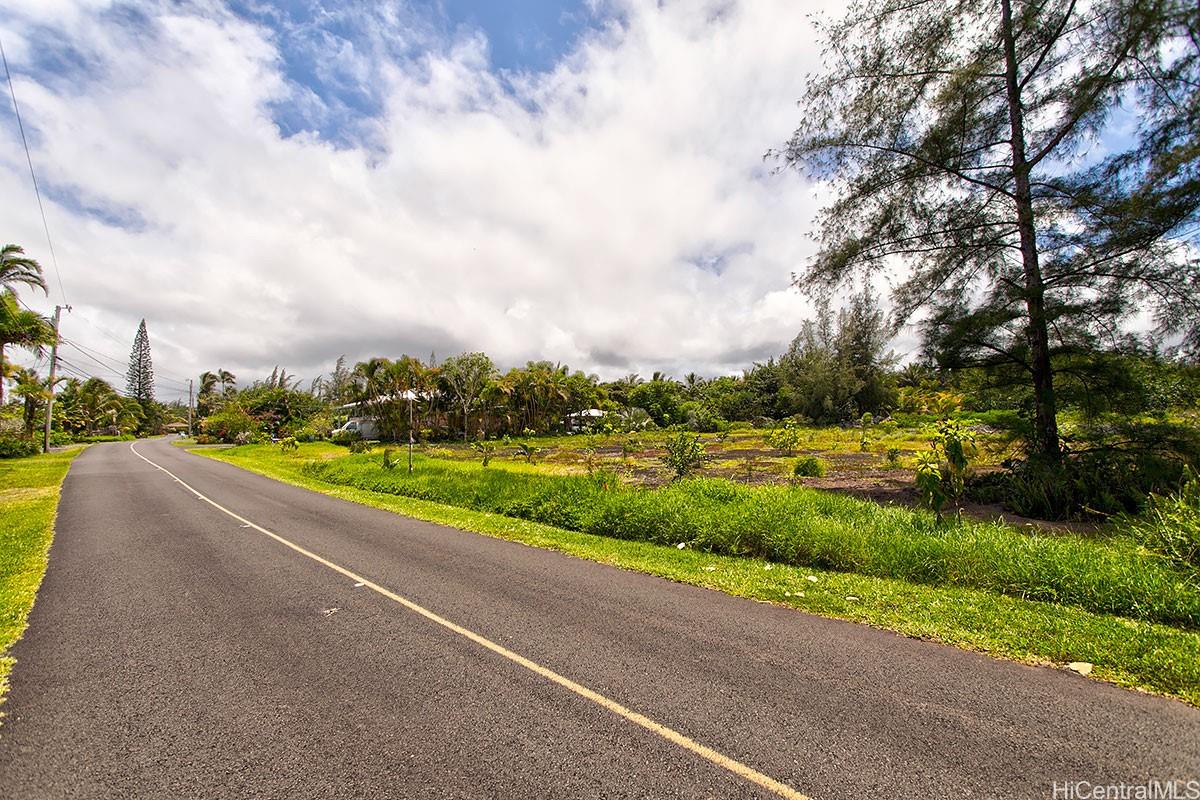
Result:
[54, 355, 187, 399]
[60, 340, 126, 381]
[0, 35, 67, 305]
[71, 314, 194, 384]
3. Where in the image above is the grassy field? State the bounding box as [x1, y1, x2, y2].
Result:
[404, 422, 1015, 488]
[199, 441, 1200, 705]
[0, 447, 84, 707]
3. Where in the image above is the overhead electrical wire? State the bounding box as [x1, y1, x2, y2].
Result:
[54, 355, 188, 400]
[0, 35, 67, 305]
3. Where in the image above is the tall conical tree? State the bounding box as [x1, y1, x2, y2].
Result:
[126, 319, 155, 405]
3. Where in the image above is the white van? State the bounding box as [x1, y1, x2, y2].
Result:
[334, 417, 379, 439]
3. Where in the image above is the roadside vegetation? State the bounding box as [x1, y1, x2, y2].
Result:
[0, 447, 83, 706]
[199, 441, 1200, 705]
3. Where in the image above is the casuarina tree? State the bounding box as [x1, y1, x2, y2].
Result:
[780, 0, 1200, 462]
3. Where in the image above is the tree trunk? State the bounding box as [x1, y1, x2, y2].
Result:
[1001, 0, 1061, 463]
[0, 344, 5, 406]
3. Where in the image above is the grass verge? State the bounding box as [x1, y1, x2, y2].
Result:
[0, 447, 85, 707]
[198, 443, 1200, 705]
[305, 449, 1195, 627]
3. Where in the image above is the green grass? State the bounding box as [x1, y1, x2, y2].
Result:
[290, 447, 1197, 627]
[200, 442, 1200, 705]
[0, 447, 85, 707]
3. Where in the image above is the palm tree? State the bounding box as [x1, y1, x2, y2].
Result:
[0, 290, 54, 405]
[218, 369, 236, 395]
[0, 244, 46, 295]
[683, 372, 707, 399]
[197, 371, 218, 416]
[13, 367, 49, 435]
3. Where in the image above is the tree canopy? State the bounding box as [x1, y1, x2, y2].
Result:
[780, 0, 1200, 460]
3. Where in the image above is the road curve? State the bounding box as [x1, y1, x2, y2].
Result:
[0, 438, 1197, 799]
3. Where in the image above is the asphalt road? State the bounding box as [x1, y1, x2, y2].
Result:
[1, 438, 1197, 799]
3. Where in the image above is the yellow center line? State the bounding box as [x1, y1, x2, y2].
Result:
[129, 442, 812, 800]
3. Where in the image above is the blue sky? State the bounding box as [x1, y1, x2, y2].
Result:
[221, 0, 606, 143]
[433, 0, 599, 71]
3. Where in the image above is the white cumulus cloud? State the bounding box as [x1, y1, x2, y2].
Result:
[0, 0, 843, 399]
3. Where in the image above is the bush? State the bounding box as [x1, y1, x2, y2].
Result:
[201, 404, 264, 444]
[883, 447, 902, 468]
[330, 429, 360, 447]
[470, 439, 496, 466]
[662, 432, 706, 479]
[678, 401, 727, 433]
[0, 434, 40, 459]
[765, 419, 804, 455]
[970, 446, 1194, 520]
[348, 439, 375, 454]
[793, 456, 826, 477]
[278, 437, 298, 453]
[916, 420, 977, 520]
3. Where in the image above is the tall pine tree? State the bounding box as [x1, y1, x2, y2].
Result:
[126, 319, 155, 405]
[780, 0, 1200, 462]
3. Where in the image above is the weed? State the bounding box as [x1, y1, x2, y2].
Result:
[793, 456, 827, 478]
[1128, 468, 1200, 569]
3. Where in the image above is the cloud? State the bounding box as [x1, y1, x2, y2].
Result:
[0, 0, 839, 399]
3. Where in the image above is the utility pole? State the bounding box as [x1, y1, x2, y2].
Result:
[187, 378, 194, 437]
[42, 304, 70, 454]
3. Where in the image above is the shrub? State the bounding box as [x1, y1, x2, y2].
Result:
[0, 434, 40, 459]
[793, 456, 826, 477]
[349, 439, 374, 454]
[471, 439, 496, 466]
[765, 419, 804, 455]
[382, 448, 399, 470]
[662, 432, 706, 479]
[201, 404, 263, 444]
[515, 442, 539, 464]
[278, 437, 298, 453]
[678, 401, 727, 433]
[330, 429, 360, 447]
[1128, 470, 1200, 569]
[884, 447, 902, 468]
[916, 419, 976, 519]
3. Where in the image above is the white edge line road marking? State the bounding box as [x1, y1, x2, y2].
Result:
[129, 442, 812, 800]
